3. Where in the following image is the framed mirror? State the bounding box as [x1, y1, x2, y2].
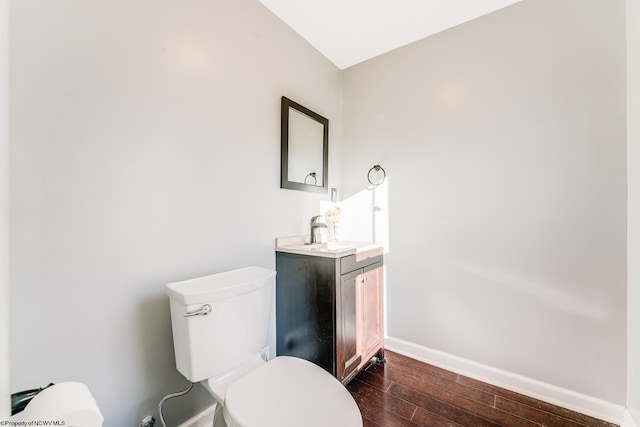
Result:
[280, 96, 329, 193]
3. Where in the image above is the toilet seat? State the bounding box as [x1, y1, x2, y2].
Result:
[223, 356, 362, 427]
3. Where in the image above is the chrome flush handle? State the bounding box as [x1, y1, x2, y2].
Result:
[183, 304, 212, 317]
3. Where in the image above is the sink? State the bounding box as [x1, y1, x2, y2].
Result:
[326, 242, 354, 251]
[275, 236, 383, 258]
[303, 242, 354, 252]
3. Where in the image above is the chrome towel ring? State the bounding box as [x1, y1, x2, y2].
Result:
[367, 164, 386, 187]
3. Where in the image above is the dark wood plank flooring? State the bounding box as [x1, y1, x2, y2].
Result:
[348, 351, 618, 427]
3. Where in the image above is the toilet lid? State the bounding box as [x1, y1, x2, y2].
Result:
[224, 356, 362, 427]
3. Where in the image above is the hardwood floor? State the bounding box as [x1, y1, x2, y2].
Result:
[347, 351, 618, 427]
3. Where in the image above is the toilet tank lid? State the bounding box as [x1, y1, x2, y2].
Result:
[166, 266, 276, 305]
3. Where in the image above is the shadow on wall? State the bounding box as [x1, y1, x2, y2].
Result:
[437, 259, 607, 320]
[136, 294, 213, 426]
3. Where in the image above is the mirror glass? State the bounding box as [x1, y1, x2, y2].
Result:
[281, 96, 328, 193]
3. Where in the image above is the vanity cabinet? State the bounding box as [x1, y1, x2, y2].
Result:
[275, 247, 384, 384]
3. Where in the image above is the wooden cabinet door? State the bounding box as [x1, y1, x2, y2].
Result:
[337, 269, 361, 383]
[356, 263, 383, 369]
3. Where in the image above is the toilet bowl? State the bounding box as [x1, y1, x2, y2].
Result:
[166, 266, 362, 427]
[204, 355, 361, 427]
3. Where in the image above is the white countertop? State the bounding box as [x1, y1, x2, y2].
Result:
[275, 236, 383, 258]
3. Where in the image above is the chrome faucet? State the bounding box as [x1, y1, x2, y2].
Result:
[309, 215, 327, 244]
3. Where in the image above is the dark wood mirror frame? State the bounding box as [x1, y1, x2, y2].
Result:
[280, 96, 329, 193]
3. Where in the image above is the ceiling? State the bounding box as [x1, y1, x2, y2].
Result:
[258, 0, 523, 69]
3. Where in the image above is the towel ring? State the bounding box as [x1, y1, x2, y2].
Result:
[304, 172, 318, 185]
[367, 165, 386, 186]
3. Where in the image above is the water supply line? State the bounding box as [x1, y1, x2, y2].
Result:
[158, 382, 194, 427]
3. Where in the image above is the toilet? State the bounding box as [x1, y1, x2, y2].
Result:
[166, 266, 363, 427]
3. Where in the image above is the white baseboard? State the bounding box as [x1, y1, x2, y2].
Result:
[177, 404, 216, 427]
[385, 336, 625, 425]
[623, 410, 639, 427]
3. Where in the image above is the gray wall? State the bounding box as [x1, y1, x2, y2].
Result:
[9, 0, 341, 424]
[341, 0, 627, 404]
[628, 0, 640, 422]
[9, 0, 635, 423]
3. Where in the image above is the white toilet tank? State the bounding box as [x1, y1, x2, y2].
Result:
[166, 266, 276, 383]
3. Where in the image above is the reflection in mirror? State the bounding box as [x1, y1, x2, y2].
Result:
[281, 96, 328, 193]
[288, 108, 324, 184]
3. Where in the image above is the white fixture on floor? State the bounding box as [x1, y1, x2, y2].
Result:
[166, 266, 362, 427]
[11, 382, 103, 426]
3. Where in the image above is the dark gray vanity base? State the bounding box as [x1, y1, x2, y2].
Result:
[275, 249, 384, 384]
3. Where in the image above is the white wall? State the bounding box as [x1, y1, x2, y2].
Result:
[342, 0, 627, 405]
[0, 0, 10, 419]
[9, 0, 341, 424]
[628, 0, 640, 422]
